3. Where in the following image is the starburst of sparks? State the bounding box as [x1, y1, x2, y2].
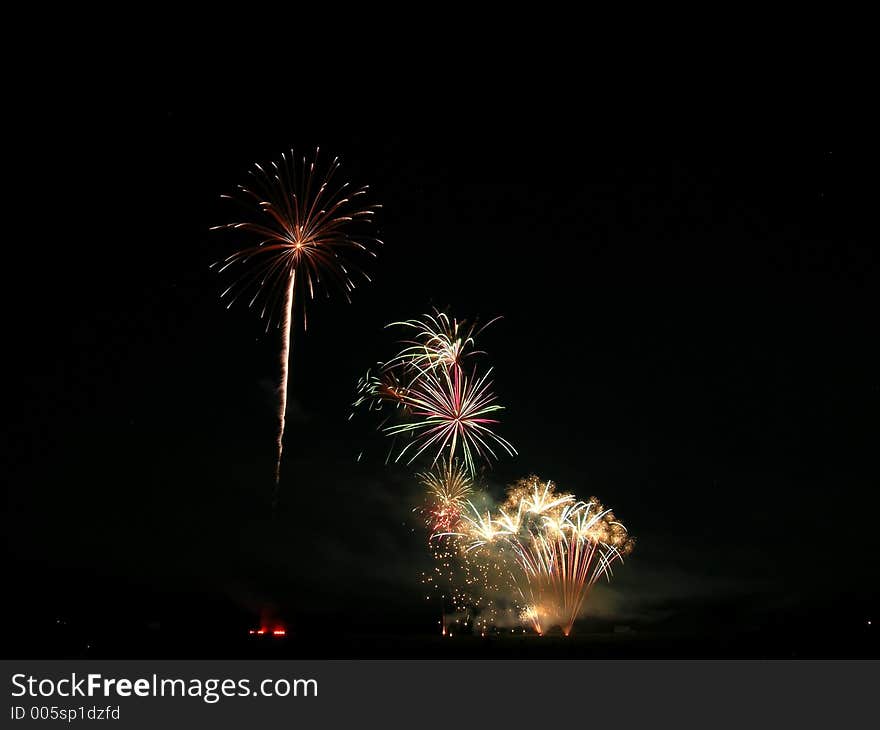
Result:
[418, 456, 473, 534]
[352, 310, 515, 474]
[385, 364, 516, 473]
[212, 148, 380, 491]
[385, 311, 500, 373]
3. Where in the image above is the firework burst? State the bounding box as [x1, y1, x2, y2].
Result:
[352, 310, 515, 474]
[385, 310, 500, 373]
[418, 457, 473, 536]
[453, 476, 634, 636]
[386, 364, 517, 474]
[212, 148, 381, 491]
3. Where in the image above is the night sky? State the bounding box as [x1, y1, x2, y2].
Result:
[6, 108, 878, 657]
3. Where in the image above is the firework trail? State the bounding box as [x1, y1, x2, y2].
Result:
[212, 148, 380, 495]
[276, 271, 294, 485]
[352, 310, 515, 473]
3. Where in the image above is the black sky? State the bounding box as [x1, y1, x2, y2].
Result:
[5, 107, 878, 656]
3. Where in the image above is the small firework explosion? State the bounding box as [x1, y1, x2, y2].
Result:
[417, 457, 473, 536]
[386, 364, 517, 474]
[212, 148, 381, 492]
[385, 311, 500, 373]
[352, 310, 515, 474]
